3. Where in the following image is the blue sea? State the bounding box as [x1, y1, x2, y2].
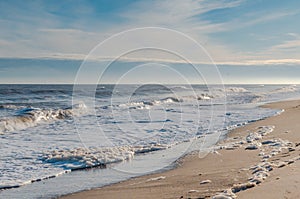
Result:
[0, 84, 299, 198]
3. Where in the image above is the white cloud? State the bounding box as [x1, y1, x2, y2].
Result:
[217, 59, 300, 66]
[269, 33, 300, 51]
[0, 0, 244, 63]
[235, 11, 297, 28]
[286, 32, 299, 38]
[119, 0, 241, 32]
[1, 0, 300, 66]
[271, 40, 300, 50]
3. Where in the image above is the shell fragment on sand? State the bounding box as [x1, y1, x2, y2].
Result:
[146, 176, 166, 182]
[199, 179, 212, 185]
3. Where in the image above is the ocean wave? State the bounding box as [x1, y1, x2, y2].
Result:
[114, 94, 215, 110]
[0, 88, 71, 96]
[0, 103, 86, 134]
[229, 93, 264, 104]
[177, 93, 214, 101]
[41, 144, 168, 170]
[269, 85, 298, 94]
[225, 87, 248, 93]
[30, 89, 72, 95]
[248, 94, 264, 103]
[115, 97, 183, 110]
[0, 104, 25, 110]
[170, 85, 191, 90]
[197, 93, 214, 100]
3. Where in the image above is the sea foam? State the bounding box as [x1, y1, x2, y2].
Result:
[0, 103, 86, 134]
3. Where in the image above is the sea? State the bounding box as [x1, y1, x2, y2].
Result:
[0, 84, 299, 198]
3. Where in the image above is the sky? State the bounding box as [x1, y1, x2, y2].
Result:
[0, 0, 300, 84]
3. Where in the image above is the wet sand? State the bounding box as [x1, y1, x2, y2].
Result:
[61, 100, 300, 199]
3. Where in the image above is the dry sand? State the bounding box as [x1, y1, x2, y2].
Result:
[61, 100, 300, 199]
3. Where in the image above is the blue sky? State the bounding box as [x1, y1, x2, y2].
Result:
[0, 0, 300, 83]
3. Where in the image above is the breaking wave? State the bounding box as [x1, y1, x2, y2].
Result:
[225, 87, 248, 93]
[269, 85, 298, 94]
[114, 97, 183, 110]
[0, 103, 86, 134]
[110, 95, 214, 110]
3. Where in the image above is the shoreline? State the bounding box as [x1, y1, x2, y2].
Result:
[61, 99, 300, 199]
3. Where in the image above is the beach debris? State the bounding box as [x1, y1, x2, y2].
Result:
[225, 145, 239, 150]
[188, 189, 199, 193]
[261, 140, 276, 145]
[288, 147, 296, 152]
[199, 179, 212, 185]
[285, 159, 295, 164]
[245, 142, 261, 150]
[146, 176, 166, 182]
[275, 162, 287, 168]
[212, 150, 221, 155]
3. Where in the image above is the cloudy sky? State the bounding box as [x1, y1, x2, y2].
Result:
[0, 0, 300, 84]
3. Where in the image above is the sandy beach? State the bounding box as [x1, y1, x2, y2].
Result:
[61, 99, 300, 199]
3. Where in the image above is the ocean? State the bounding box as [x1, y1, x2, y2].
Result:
[0, 84, 299, 198]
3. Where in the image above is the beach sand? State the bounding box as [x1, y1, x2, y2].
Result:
[61, 100, 300, 199]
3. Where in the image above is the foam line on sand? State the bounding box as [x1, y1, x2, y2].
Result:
[61, 100, 300, 199]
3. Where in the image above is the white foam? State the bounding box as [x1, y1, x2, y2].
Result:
[0, 104, 24, 109]
[270, 85, 298, 94]
[218, 126, 275, 151]
[214, 124, 300, 198]
[41, 144, 168, 170]
[246, 126, 274, 144]
[212, 195, 234, 199]
[2, 84, 298, 197]
[231, 182, 256, 193]
[0, 103, 86, 133]
[197, 93, 213, 100]
[42, 146, 134, 170]
[225, 87, 248, 93]
[212, 189, 236, 199]
[116, 97, 183, 110]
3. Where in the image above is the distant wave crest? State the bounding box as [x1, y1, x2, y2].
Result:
[225, 87, 248, 93]
[270, 85, 298, 94]
[114, 97, 183, 110]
